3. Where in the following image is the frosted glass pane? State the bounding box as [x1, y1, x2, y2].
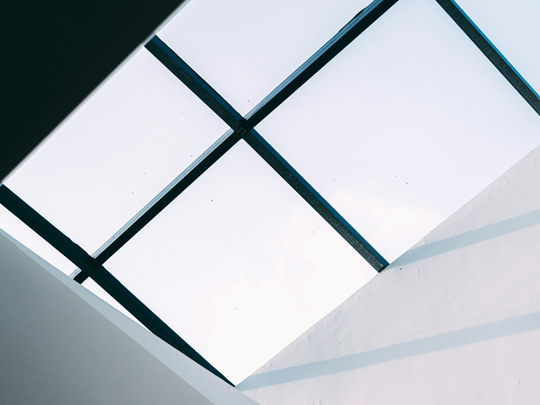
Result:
[0, 204, 75, 275]
[6, 48, 229, 253]
[256, 0, 540, 263]
[105, 141, 376, 384]
[454, 0, 540, 93]
[158, 0, 373, 115]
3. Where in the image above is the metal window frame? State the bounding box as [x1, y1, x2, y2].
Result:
[1, 0, 539, 386]
[0, 184, 233, 386]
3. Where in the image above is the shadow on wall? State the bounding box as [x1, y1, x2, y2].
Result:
[237, 311, 540, 391]
[392, 209, 540, 266]
[236, 210, 540, 391]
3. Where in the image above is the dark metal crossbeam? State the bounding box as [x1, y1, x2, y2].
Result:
[244, 0, 400, 128]
[245, 130, 388, 271]
[74, 130, 241, 283]
[0, 184, 233, 386]
[143, 7, 394, 271]
[148, 0, 400, 130]
[145, 37, 245, 132]
[0, 185, 92, 272]
[435, 0, 540, 116]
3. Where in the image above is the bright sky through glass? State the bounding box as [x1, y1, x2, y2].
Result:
[5, 48, 229, 254]
[104, 141, 375, 384]
[158, 0, 373, 115]
[257, 0, 540, 263]
[1, 0, 539, 389]
[454, 0, 540, 94]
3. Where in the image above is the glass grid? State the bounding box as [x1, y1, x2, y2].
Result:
[1, 0, 539, 386]
[104, 140, 376, 383]
[158, 0, 373, 115]
[4, 48, 229, 253]
[255, 0, 540, 263]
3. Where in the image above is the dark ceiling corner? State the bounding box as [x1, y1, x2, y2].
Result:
[1, 0, 187, 182]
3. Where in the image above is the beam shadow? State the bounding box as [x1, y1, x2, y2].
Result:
[393, 209, 540, 266]
[237, 311, 540, 390]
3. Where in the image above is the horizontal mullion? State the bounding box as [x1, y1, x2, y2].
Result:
[243, 130, 388, 272]
[244, 0, 399, 128]
[145, 36, 244, 131]
[0, 184, 92, 272]
[85, 130, 241, 275]
[89, 264, 234, 386]
[435, 0, 540, 115]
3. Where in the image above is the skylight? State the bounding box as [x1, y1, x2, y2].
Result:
[1, 0, 539, 386]
[256, 0, 540, 262]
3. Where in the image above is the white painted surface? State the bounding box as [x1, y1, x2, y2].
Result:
[238, 146, 540, 404]
[0, 230, 257, 405]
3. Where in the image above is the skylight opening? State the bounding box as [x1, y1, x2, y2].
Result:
[256, 0, 540, 262]
[104, 141, 376, 383]
[1, 0, 539, 389]
[5, 48, 228, 253]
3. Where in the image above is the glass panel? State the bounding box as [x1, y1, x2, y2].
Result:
[0, 204, 75, 275]
[256, 0, 540, 263]
[105, 141, 376, 384]
[6, 47, 229, 254]
[158, 0, 373, 115]
[453, 0, 540, 93]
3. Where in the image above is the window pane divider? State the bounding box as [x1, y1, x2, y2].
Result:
[0, 184, 233, 386]
[435, 0, 540, 116]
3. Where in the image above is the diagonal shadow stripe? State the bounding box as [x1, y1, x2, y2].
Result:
[237, 311, 540, 390]
[393, 209, 540, 266]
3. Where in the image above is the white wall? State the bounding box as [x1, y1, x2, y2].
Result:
[0, 229, 257, 405]
[238, 145, 540, 404]
[3, 134, 540, 405]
